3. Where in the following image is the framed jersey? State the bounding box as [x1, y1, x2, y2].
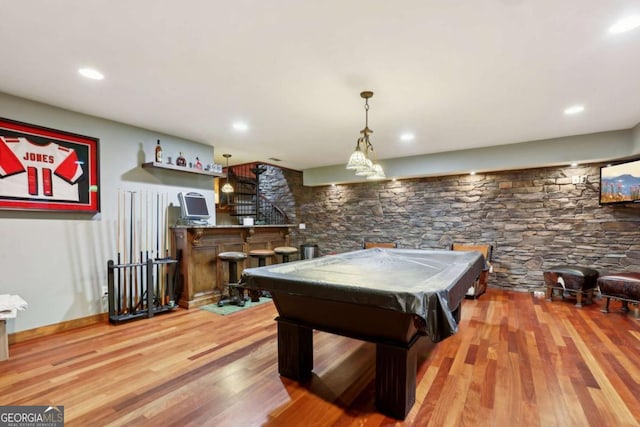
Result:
[0, 117, 100, 213]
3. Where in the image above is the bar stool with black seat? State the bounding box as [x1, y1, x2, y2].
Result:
[248, 249, 275, 301]
[274, 246, 298, 263]
[217, 251, 248, 307]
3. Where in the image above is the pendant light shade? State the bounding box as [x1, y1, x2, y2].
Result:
[346, 91, 385, 180]
[221, 154, 234, 193]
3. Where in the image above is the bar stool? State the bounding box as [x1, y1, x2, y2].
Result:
[249, 249, 275, 267]
[217, 251, 248, 307]
[248, 249, 275, 301]
[274, 246, 298, 263]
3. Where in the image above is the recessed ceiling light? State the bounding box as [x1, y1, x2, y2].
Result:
[564, 105, 584, 115]
[400, 133, 415, 142]
[78, 67, 104, 80]
[571, 162, 579, 167]
[470, 171, 476, 176]
[608, 16, 640, 34]
[232, 121, 249, 132]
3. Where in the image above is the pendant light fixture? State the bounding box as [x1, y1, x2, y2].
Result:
[346, 91, 385, 180]
[221, 153, 234, 193]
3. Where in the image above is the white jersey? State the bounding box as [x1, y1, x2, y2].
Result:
[0, 136, 84, 201]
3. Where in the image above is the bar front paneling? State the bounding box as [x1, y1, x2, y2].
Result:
[172, 225, 292, 308]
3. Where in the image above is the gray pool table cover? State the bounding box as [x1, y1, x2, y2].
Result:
[240, 248, 484, 342]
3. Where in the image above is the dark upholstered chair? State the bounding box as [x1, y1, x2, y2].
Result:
[451, 244, 493, 298]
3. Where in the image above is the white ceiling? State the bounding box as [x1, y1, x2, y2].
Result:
[1, 1, 639, 171]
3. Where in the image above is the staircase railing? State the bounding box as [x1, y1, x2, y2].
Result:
[257, 195, 289, 225]
[224, 163, 290, 225]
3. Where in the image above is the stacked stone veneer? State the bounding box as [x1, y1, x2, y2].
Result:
[260, 163, 640, 290]
[258, 165, 303, 245]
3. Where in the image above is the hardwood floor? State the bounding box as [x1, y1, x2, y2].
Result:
[1, 289, 639, 426]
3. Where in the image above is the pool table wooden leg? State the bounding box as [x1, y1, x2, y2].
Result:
[375, 339, 418, 420]
[277, 318, 313, 380]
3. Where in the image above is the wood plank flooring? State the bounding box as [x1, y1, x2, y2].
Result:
[1, 289, 639, 426]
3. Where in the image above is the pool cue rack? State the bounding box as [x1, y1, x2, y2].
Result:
[107, 256, 179, 325]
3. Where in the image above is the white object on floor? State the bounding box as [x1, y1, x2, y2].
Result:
[0, 294, 27, 361]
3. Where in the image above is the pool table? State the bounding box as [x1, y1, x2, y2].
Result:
[240, 248, 484, 419]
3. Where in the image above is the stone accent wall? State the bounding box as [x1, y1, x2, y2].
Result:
[258, 165, 303, 245]
[264, 163, 640, 291]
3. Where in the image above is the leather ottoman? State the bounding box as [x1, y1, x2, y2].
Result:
[597, 273, 640, 316]
[544, 265, 599, 307]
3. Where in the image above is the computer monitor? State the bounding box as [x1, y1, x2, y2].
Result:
[178, 192, 211, 225]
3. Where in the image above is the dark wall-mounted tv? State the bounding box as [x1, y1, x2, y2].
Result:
[599, 157, 640, 205]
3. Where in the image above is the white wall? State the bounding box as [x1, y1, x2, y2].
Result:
[633, 122, 640, 153]
[0, 93, 216, 333]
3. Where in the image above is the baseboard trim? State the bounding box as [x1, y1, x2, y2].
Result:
[9, 313, 108, 345]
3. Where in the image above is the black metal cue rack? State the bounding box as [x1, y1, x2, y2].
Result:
[107, 256, 179, 324]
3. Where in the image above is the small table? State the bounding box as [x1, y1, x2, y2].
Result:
[241, 248, 483, 419]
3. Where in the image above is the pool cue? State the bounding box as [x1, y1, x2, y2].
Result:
[139, 189, 144, 310]
[134, 191, 141, 313]
[145, 191, 150, 309]
[156, 192, 161, 305]
[129, 191, 135, 314]
[117, 189, 122, 315]
[160, 191, 166, 303]
[122, 190, 128, 314]
[166, 192, 170, 302]
[136, 190, 146, 310]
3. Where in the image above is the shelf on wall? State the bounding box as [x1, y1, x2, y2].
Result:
[142, 162, 226, 178]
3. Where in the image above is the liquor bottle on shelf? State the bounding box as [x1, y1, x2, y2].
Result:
[155, 139, 163, 163]
[195, 157, 203, 170]
[176, 152, 187, 167]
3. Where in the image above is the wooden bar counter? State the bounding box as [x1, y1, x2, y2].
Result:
[172, 225, 293, 308]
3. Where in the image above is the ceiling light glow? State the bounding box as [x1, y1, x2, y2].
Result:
[232, 121, 249, 132]
[608, 16, 640, 34]
[78, 67, 104, 80]
[400, 133, 415, 142]
[564, 105, 584, 115]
